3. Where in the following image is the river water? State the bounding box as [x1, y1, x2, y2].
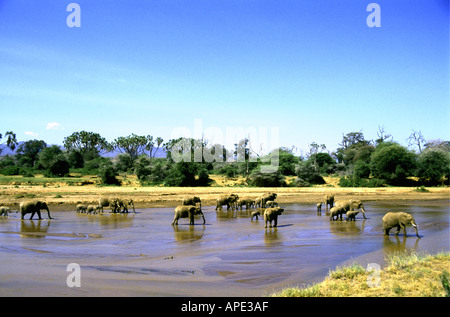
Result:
[0, 200, 448, 296]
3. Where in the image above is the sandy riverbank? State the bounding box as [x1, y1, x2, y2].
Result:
[1, 184, 448, 212]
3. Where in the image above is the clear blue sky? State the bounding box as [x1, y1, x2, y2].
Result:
[1, 0, 448, 155]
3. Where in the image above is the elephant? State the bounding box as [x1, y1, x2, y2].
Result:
[182, 196, 202, 208]
[172, 205, 205, 226]
[316, 202, 322, 215]
[76, 204, 87, 213]
[0, 206, 10, 216]
[117, 199, 136, 213]
[264, 207, 284, 228]
[87, 205, 100, 214]
[20, 200, 52, 220]
[254, 197, 263, 208]
[382, 212, 419, 238]
[324, 194, 335, 213]
[237, 198, 255, 210]
[265, 200, 278, 207]
[98, 197, 119, 213]
[216, 194, 239, 211]
[334, 199, 367, 219]
[251, 210, 260, 220]
[260, 193, 277, 208]
[346, 210, 359, 221]
[329, 206, 346, 221]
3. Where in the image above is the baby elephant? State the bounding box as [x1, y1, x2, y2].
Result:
[264, 207, 284, 228]
[346, 210, 359, 221]
[251, 210, 260, 221]
[0, 206, 10, 217]
[172, 205, 205, 226]
[382, 212, 420, 238]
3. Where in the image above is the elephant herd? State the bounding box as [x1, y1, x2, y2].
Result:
[173, 192, 284, 228]
[76, 197, 136, 215]
[174, 193, 421, 237]
[317, 194, 420, 238]
[1, 193, 420, 238]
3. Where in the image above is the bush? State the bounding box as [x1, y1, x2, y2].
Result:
[416, 148, 450, 185]
[47, 154, 70, 177]
[98, 164, 120, 185]
[295, 161, 325, 186]
[370, 142, 417, 185]
[249, 168, 286, 187]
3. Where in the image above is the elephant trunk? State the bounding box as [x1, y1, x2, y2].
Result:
[412, 223, 420, 238]
[45, 206, 53, 219]
[361, 206, 367, 219]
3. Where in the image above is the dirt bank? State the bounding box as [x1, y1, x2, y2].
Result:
[1, 184, 448, 212]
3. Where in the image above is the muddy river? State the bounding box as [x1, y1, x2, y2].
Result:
[0, 200, 448, 296]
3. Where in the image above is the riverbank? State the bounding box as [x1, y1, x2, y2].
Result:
[0, 183, 449, 211]
[272, 251, 450, 297]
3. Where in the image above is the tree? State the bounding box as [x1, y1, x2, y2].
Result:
[37, 145, 70, 177]
[113, 134, 153, 163]
[63, 131, 111, 160]
[407, 130, 426, 153]
[16, 139, 47, 167]
[0, 131, 18, 156]
[417, 148, 450, 185]
[370, 142, 417, 185]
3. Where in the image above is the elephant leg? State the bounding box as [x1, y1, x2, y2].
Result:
[172, 216, 178, 226]
[201, 213, 206, 225]
[395, 225, 401, 235]
[273, 218, 278, 227]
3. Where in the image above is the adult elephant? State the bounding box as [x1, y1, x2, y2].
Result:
[334, 199, 367, 219]
[329, 206, 346, 221]
[117, 198, 136, 213]
[172, 205, 205, 226]
[382, 212, 419, 238]
[261, 193, 277, 208]
[0, 206, 10, 216]
[237, 198, 255, 210]
[264, 207, 284, 228]
[323, 194, 335, 213]
[182, 196, 202, 208]
[98, 197, 119, 213]
[20, 200, 52, 220]
[216, 194, 239, 211]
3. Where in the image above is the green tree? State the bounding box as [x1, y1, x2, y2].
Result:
[0, 131, 18, 156]
[37, 145, 70, 177]
[370, 142, 417, 185]
[16, 139, 47, 168]
[63, 131, 111, 161]
[417, 148, 450, 185]
[113, 134, 154, 164]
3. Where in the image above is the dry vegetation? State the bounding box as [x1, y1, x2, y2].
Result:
[272, 252, 450, 297]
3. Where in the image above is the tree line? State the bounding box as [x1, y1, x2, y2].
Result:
[0, 129, 449, 187]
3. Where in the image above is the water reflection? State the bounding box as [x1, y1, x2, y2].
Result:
[383, 235, 420, 253]
[329, 219, 367, 235]
[20, 220, 51, 238]
[172, 225, 205, 242]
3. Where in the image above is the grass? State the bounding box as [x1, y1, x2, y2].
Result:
[271, 251, 450, 297]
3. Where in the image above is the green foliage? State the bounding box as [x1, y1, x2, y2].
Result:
[339, 175, 385, 187]
[295, 161, 325, 186]
[63, 131, 111, 160]
[370, 142, 417, 185]
[98, 164, 120, 185]
[248, 168, 286, 187]
[416, 148, 450, 185]
[440, 270, 450, 297]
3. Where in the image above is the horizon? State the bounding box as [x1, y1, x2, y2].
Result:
[1, 1, 449, 156]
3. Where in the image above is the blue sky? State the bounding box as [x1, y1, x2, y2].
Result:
[1, 0, 448, 155]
